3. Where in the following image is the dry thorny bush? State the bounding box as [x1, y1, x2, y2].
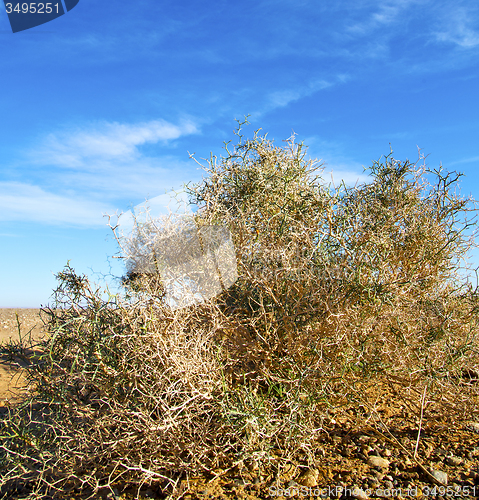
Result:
[1, 121, 479, 498]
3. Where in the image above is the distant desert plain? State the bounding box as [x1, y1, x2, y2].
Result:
[0, 308, 44, 406]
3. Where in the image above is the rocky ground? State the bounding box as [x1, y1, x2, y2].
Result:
[172, 412, 479, 500]
[0, 309, 478, 499]
[163, 380, 479, 500]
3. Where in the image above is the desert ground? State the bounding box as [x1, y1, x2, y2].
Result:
[1, 308, 478, 499]
[0, 308, 44, 406]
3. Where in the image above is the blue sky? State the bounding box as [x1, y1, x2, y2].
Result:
[1, 0, 479, 307]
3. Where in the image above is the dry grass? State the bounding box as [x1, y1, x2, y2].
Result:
[1, 121, 478, 499]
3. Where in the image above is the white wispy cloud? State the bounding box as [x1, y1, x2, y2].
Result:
[0, 182, 111, 226]
[267, 80, 332, 109]
[254, 74, 350, 118]
[27, 118, 200, 196]
[345, 0, 419, 36]
[3, 119, 201, 225]
[448, 155, 479, 166]
[34, 119, 198, 169]
[341, 0, 477, 67]
[433, 6, 479, 48]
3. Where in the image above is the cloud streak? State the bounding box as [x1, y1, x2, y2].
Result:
[3, 119, 201, 225]
[448, 155, 479, 166]
[0, 182, 111, 226]
[433, 6, 479, 48]
[34, 119, 198, 169]
[253, 74, 350, 119]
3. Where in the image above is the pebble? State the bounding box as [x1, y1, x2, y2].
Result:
[373, 470, 384, 480]
[361, 444, 373, 455]
[428, 468, 448, 486]
[280, 463, 297, 482]
[465, 422, 479, 434]
[298, 468, 319, 487]
[367, 477, 379, 488]
[358, 435, 371, 443]
[445, 456, 463, 467]
[384, 480, 394, 489]
[367, 456, 390, 469]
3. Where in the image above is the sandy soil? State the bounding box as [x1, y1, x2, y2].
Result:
[0, 308, 44, 405]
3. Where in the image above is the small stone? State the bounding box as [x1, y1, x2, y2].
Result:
[428, 468, 448, 486]
[367, 477, 379, 488]
[351, 487, 369, 500]
[280, 463, 297, 481]
[465, 422, 479, 434]
[298, 468, 319, 487]
[368, 456, 390, 469]
[384, 480, 394, 489]
[360, 444, 374, 456]
[384, 449, 393, 457]
[445, 456, 463, 467]
[358, 435, 371, 443]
